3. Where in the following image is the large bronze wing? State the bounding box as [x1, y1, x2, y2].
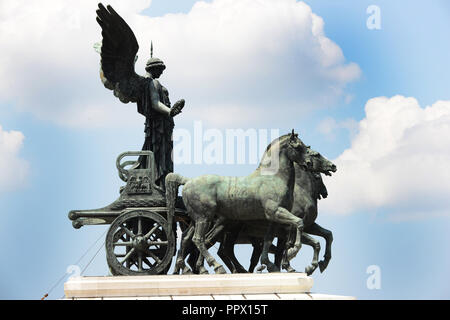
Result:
[96, 3, 145, 103]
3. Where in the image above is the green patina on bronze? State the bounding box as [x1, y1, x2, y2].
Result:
[68, 3, 337, 277]
[167, 133, 337, 275]
[95, 3, 184, 190]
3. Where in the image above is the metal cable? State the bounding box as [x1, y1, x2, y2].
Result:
[60, 238, 106, 300]
[41, 228, 107, 300]
[80, 239, 106, 276]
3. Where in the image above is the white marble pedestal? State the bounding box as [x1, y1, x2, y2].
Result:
[64, 272, 355, 300]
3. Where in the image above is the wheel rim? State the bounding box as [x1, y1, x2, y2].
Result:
[106, 210, 174, 275]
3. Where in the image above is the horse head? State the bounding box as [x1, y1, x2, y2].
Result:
[285, 129, 309, 168]
[258, 129, 308, 172]
[303, 147, 337, 176]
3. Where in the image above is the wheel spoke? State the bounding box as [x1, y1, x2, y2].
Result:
[143, 257, 154, 268]
[113, 241, 133, 247]
[121, 226, 135, 239]
[138, 252, 143, 271]
[143, 224, 159, 240]
[121, 248, 135, 265]
[147, 240, 168, 246]
[145, 249, 162, 263]
[138, 217, 142, 235]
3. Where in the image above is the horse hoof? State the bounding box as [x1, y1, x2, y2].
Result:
[267, 264, 280, 273]
[181, 267, 192, 274]
[305, 263, 318, 276]
[173, 268, 181, 275]
[318, 260, 328, 273]
[199, 266, 209, 274]
[256, 265, 266, 273]
[286, 266, 296, 273]
[214, 266, 227, 274]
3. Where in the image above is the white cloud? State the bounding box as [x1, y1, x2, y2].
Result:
[317, 116, 358, 140]
[0, 125, 29, 192]
[321, 96, 450, 220]
[0, 0, 360, 128]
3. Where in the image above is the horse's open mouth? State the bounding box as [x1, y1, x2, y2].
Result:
[324, 166, 337, 176]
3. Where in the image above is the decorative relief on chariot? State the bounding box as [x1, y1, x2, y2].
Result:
[125, 174, 152, 195]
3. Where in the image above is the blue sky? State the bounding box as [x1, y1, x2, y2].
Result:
[0, 0, 449, 299]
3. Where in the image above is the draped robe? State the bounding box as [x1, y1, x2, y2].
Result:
[137, 79, 174, 190]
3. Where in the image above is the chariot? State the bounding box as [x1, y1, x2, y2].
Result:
[68, 151, 189, 276]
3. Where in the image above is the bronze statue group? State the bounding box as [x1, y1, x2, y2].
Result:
[95, 3, 337, 276]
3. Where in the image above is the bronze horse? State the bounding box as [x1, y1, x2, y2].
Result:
[199, 146, 336, 275]
[166, 131, 309, 274]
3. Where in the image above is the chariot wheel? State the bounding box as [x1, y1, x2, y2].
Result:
[106, 209, 175, 276]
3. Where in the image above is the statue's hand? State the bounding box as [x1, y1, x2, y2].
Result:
[170, 99, 185, 117]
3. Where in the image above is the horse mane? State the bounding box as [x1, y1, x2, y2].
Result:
[264, 134, 290, 153]
[257, 134, 291, 169]
[311, 172, 328, 200]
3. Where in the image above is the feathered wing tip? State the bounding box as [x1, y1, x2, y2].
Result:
[95, 3, 144, 102]
[151, 41, 153, 58]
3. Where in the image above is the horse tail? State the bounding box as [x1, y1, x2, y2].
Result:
[165, 173, 189, 232]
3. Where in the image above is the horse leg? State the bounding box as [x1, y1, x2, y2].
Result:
[192, 218, 227, 274]
[173, 224, 194, 274]
[217, 232, 241, 273]
[286, 225, 303, 261]
[193, 216, 226, 273]
[279, 227, 297, 272]
[275, 235, 286, 270]
[195, 256, 209, 274]
[217, 235, 234, 273]
[248, 239, 263, 273]
[195, 220, 211, 274]
[263, 200, 304, 266]
[204, 220, 246, 273]
[204, 216, 227, 246]
[202, 218, 232, 274]
[186, 243, 200, 274]
[260, 222, 279, 272]
[301, 233, 320, 276]
[281, 255, 296, 273]
[196, 218, 239, 274]
[276, 233, 295, 273]
[305, 223, 333, 272]
[221, 229, 247, 273]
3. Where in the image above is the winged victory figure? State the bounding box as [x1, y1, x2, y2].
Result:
[95, 3, 185, 190]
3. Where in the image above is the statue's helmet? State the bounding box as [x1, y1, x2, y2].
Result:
[145, 57, 166, 73]
[145, 42, 166, 73]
